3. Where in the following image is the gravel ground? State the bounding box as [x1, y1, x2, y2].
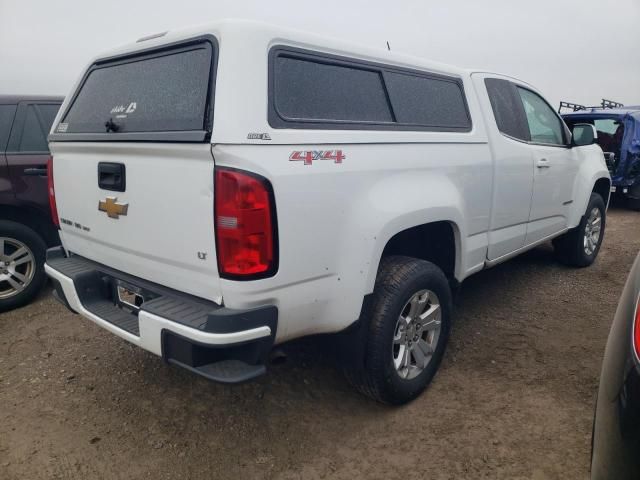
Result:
[1, 207, 639, 480]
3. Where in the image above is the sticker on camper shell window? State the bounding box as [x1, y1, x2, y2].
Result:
[289, 150, 345, 165]
[110, 102, 137, 119]
[56, 123, 69, 133]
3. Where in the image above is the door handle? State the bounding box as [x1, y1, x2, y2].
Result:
[98, 162, 126, 192]
[536, 158, 550, 169]
[24, 166, 48, 176]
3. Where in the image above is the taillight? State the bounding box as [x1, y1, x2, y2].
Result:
[214, 168, 277, 278]
[634, 294, 640, 361]
[47, 156, 59, 228]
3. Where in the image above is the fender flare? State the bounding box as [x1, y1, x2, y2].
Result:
[348, 170, 467, 294]
[572, 174, 611, 227]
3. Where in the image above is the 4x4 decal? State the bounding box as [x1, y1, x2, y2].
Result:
[289, 150, 345, 165]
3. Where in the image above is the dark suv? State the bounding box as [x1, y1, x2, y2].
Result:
[0, 95, 63, 311]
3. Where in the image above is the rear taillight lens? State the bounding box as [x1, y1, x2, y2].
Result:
[634, 294, 640, 360]
[214, 168, 276, 278]
[47, 156, 59, 228]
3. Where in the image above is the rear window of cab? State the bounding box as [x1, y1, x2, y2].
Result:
[52, 37, 217, 142]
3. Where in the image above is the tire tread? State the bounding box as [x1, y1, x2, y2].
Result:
[344, 256, 451, 404]
[554, 193, 606, 268]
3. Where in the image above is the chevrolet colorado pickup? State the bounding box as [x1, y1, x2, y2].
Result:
[45, 20, 611, 404]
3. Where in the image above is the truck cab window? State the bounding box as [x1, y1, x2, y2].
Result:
[484, 78, 530, 141]
[517, 87, 565, 146]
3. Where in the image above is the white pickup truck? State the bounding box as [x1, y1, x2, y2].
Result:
[45, 20, 611, 404]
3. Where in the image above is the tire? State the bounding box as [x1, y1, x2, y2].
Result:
[0, 220, 47, 312]
[344, 256, 452, 405]
[627, 188, 640, 211]
[553, 193, 606, 267]
[629, 199, 640, 212]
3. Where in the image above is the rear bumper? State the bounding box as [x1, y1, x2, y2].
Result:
[44, 247, 277, 383]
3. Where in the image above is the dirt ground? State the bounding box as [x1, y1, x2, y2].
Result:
[1, 207, 639, 480]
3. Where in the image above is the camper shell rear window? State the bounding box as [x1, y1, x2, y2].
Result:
[51, 36, 217, 142]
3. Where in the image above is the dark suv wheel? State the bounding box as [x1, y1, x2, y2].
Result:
[344, 256, 452, 405]
[0, 220, 47, 312]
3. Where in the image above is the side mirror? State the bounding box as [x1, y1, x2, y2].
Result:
[572, 123, 598, 147]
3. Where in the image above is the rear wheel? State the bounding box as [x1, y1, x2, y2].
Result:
[0, 221, 47, 312]
[553, 193, 606, 267]
[344, 256, 452, 405]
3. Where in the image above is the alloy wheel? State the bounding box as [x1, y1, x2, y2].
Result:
[0, 237, 36, 299]
[392, 289, 442, 380]
[584, 207, 602, 256]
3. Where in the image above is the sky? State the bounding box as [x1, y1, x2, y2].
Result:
[1, 0, 639, 110]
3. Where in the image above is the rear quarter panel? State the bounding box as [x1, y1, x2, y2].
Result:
[214, 140, 493, 342]
[210, 32, 494, 342]
[567, 144, 611, 228]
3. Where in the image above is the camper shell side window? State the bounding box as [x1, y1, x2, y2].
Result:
[268, 46, 472, 132]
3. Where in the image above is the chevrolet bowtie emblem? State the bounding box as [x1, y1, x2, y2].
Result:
[98, 197, 129, 219]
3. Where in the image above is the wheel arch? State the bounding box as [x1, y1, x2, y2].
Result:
[0, 204, 59, 247]
[568, 170, 611, 228]
[592, 177, 612, 207]
[381, 221, 459, 280]
[365, 217, 464, 296]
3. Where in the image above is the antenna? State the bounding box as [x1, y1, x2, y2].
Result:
[386, 41, 391, 51]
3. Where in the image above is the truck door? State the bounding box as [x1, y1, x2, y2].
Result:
[513, 86, 579, 245]
[5, 102, 61, 212]
[473, 74, 535, 260]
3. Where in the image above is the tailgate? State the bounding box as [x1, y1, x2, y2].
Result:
[50, 142, 222, 303]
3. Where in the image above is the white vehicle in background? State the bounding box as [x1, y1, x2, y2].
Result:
[45, 20, 610, 404]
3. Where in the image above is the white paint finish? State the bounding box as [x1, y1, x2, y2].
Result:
[487, 223, 529, 261]
[567, 144, 611, 226]
[471, 73, 534, 260]
[50, 141, 223, 303]
[214, 141, 492, 341]
[484, 228, 568, 268]
[525, 144, 580, 244]
[44, 264, 271, 356]
[461, 232, 488, 276]
[47, 21, 611, 346]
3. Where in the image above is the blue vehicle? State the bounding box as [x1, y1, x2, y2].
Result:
[562, 105, 640, 210]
